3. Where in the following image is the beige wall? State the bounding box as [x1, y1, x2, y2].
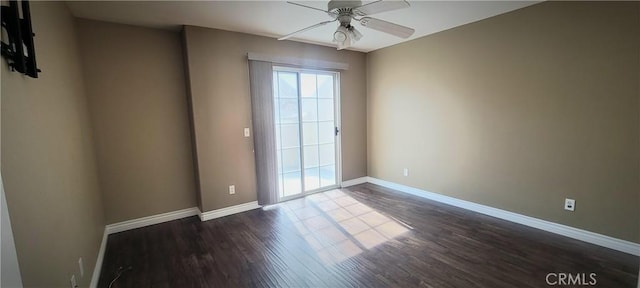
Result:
[1, 2, 105, 286]
[367, 1, 640, 242]
[183, 26, 367, 211]
[77, 19, 197, 223]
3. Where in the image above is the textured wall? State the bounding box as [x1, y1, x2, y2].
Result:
[183, 26, 368, 211]
[77, 19, 197, 223]
[367, 1, 639, 242]
[1, 2, 105, 285]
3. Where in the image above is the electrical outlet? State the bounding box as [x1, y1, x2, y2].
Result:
[244, 128, 250, 137]
[229, 185, 235, 195]
[564, 198, 575, 211]
[403, 168, 409, 177]
[78, 257, 84, 278]
[70, 274, 77, 288]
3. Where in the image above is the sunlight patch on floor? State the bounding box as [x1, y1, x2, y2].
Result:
[275, 189, 411, 265]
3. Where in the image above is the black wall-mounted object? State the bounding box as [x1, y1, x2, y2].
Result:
[1, 0, 40, 78]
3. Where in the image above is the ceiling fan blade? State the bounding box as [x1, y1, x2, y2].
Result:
[287, 1, 337, 17]
[278, 20, 336, 41]
[353, 0, 410, 16]
[360, 17, 414, 38]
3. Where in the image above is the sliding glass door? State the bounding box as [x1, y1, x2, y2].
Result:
[273, 67, 340, 201]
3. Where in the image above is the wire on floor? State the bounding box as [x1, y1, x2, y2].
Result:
[108, 266, 133, 288]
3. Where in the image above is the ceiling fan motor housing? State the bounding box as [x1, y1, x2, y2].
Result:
[329, 0, 361, 27]
[328, 0, 362, 13]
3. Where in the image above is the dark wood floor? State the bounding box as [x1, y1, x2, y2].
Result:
[99, 183, 639, 287]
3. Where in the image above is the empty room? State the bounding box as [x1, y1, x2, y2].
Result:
[1, 0, 638, 287]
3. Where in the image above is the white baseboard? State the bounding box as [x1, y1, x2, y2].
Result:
[105, 207, 199, 235]
[199, 201, 261, 221]
[366, 177, 640, 256]
[90, 228, 107, 288]
[341, 177, 368, 188]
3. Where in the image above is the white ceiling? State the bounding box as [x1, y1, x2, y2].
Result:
[67, 1, 539, 52]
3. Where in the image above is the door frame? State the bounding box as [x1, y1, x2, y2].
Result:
[273, 66, 342, 202]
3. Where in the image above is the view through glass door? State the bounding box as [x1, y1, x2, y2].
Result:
[273, 67, 340, 201]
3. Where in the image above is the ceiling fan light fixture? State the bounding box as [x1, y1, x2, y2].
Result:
[349, 26, 363, 41]
[333, 26, 348, 42]
[337, 34, 351, 50]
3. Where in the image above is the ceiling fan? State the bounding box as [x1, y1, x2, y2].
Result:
[278, 0, 415, 50]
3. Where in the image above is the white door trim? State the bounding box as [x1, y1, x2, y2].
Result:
[1, 173, 24, 287]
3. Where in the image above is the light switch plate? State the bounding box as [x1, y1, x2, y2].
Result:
[244, 128, 250, 137]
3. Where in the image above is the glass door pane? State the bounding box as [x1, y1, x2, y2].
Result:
[301, 72, 337, 191]
[274, 68, 339, 201]
[274, 71, 302, 198]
